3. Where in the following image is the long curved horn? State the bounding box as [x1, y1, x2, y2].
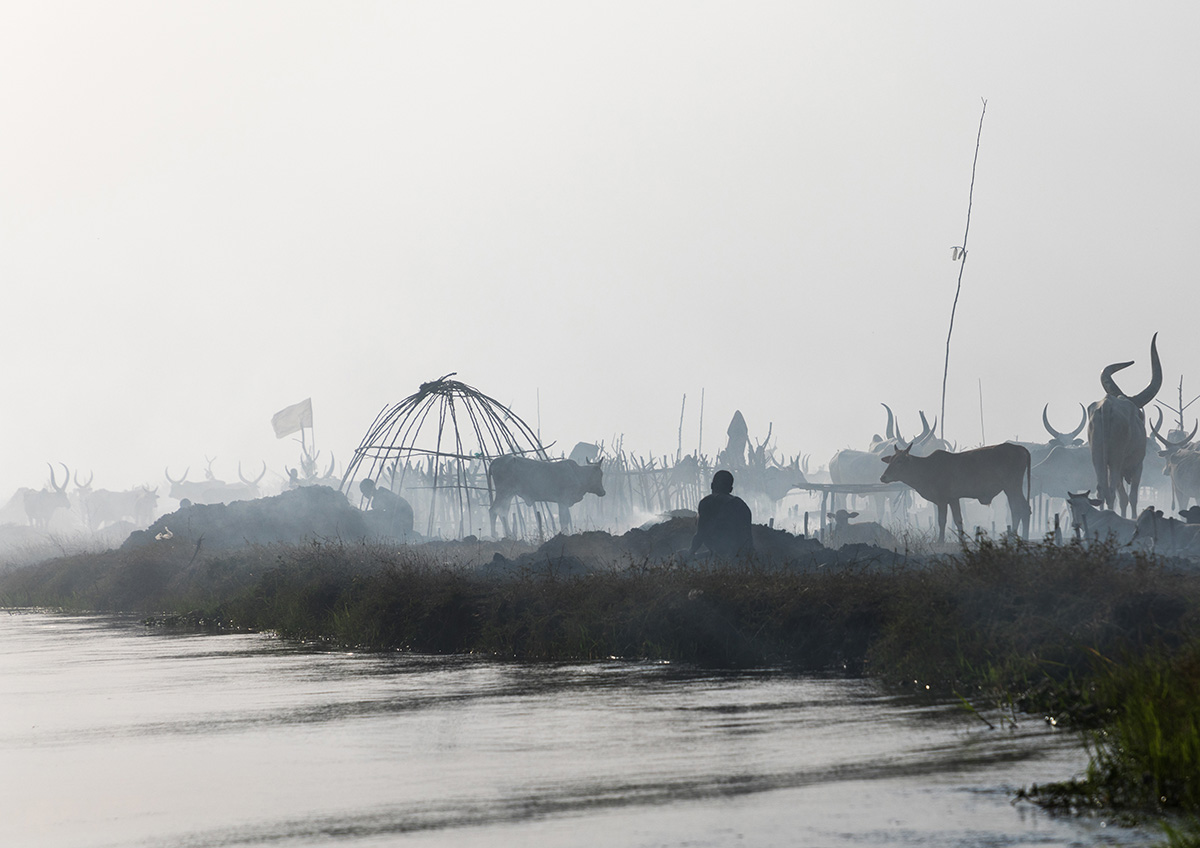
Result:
[237, 461, 268, 485]
[1070, 403, 1088, 439]
[914, 419, 937, 448]
[164, 467, 188, 485]
[48, 462, 65, 492]
[917, 411, 933, 440]
[1042, 403, 1086, 443]
[1150, 407, 1169, 447]
[1129, 333, 1163, 409]
[1177, 420, 1200, 447]
[1161, 419, 1200, 450]
[1100, 360, 1134, 397]
[881, 403, 895, 440]
[74, 470, 94, 489]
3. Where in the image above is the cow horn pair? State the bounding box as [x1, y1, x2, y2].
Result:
[47, 462, 70, 493]
[1154, 418, 1199, 451]
[1099, 333, 1162, 408]
[881, 403, 897, 441]
[238, 461, 267, 485]
[1043, 403, 1088, 444]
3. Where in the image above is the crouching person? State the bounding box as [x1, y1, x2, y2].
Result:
[689, 470, 754, 559]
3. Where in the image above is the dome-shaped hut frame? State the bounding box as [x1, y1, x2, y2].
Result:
[341, 374, 549, 539]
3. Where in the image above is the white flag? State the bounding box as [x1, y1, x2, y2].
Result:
[271, 398, 313, 439]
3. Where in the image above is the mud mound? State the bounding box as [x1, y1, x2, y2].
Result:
[123, 486, 377, 553]
[479, 519, 910, 575]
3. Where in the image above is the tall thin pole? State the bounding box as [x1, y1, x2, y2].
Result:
[978, 378, 986, 445]
[940, 98, 988, 441]
[677, 394, 686, 463]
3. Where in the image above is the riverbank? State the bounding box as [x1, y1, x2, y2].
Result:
[2, 531, 1199, 828]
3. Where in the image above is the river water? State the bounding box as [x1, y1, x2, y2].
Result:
[0, 611, 1156, 848]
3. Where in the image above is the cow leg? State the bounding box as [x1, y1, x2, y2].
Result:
[1008, 488, 1032, 539]
[935, 503, 949, 543]
[1127, 467, 1144, 518]
[949, 500, 965, 540]
[558, 503, 572, 533]
[1114, 479, 1130, 518]
[489, 495, 512, 538]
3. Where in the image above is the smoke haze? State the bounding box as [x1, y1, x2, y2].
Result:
[2, 2, 1196, 498]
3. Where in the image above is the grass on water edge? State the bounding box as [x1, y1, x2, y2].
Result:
[3, 531, 1200, 828]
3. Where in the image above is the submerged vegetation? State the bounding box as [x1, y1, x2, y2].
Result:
[3, 531, 1200, 825]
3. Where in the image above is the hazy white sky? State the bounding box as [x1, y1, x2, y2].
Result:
[2, 2, 1197, 496]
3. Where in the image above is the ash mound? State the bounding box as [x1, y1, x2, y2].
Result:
[479, 516, 911, 577]
[120, 491, 913, 572]
[122, 486, 381, 553]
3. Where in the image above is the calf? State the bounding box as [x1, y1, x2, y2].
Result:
[1065, 491, 1138, 546]
[825, 509, 900, 550]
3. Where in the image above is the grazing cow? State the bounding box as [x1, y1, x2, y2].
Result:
[23, 463, 73, 528]
[80, 485, 159, 530]
[1087, 334, 1162, 516]
[1131, 507, 1200, 556]
[880, 442, 1031, 542]
[1065, 491, 1138, 546]
[166, 460, 267, 505]
[825, 509, 901, 550]
[1153, 421, 1200, 509]
[488, 455, 605, 536]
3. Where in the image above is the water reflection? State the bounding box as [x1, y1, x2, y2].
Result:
[0, 611, 1155, 848]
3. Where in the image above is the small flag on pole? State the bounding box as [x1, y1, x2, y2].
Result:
[271, 398, 313, 439]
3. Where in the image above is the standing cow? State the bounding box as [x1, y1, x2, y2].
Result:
[880, 442, 1031, 543]
[1153, 421, 1200, 510]
[488, 455, 605, 537]
[23, 463, 73, 528]
[1088, 334, 1162, 517]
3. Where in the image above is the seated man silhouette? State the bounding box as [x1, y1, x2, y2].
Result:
[689, 470, 754, 558]
[359, 478, 415, 536]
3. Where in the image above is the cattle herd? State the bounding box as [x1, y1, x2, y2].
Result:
[4, 336, 1199, 558]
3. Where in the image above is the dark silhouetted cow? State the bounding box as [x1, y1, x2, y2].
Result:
[880, 442, 1031, 542]
[1087, 334, 1162, 516]
[488, 455, 605, 537]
